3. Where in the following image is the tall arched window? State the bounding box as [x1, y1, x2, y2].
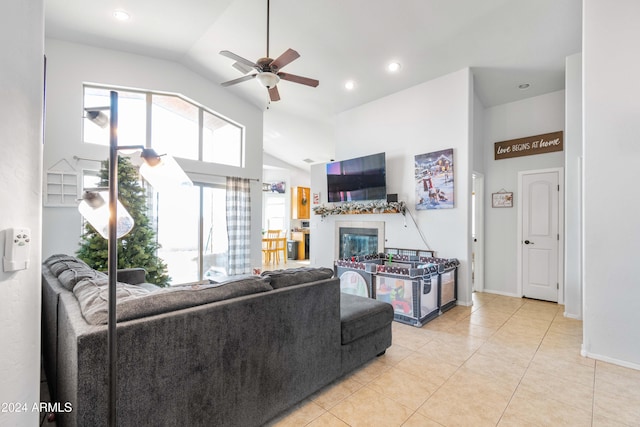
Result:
[82, 85, 246, 284]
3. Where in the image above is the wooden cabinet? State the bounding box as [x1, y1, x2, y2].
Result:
[291, 186, 310, 219]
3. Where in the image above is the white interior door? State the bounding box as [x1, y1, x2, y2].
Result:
[521, 170, 559, 302]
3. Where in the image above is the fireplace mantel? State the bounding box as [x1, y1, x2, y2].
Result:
[313, 201, 406, 218]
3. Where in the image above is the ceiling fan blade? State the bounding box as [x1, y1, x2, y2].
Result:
[268, 86, 281, 102]
[270, 48, 300, 70]
[220, 74, 257, 87]
[278, 72, 319, 87]
[220, 50, 259, 70]
[232, 61, 254, 74]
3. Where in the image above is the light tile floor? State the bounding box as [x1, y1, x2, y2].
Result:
[262, 257, 311, 273]
[267, 292, 640, 427]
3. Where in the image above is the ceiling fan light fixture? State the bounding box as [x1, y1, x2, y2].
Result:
[219, 0, 318, 100]
[256, 72, 280, 88]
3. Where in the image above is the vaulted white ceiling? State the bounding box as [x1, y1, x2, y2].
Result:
[45, 0, 582, 170]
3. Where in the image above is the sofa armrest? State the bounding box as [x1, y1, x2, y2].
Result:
[116, 268, 146, 285]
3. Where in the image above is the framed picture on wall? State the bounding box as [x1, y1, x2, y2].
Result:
[262, 181, 286, 193]
[492, 191, 513, 208]
[415, 148, 454, 210]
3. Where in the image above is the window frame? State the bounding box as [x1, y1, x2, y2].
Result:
[82, 84, 245, 168]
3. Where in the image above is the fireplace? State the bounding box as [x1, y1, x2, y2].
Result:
[336, 221, 385, 259]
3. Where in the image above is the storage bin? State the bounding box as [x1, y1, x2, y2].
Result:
[287, 240, 298, 260]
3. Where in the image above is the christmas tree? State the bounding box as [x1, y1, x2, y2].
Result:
[77, 156, 171, 287]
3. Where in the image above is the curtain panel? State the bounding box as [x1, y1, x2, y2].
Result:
[226, 177, 251, 275]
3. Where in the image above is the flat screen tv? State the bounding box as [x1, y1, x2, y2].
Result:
[326, 152, 386, 202]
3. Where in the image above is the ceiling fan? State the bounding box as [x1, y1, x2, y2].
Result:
[219, 0, 319, 102]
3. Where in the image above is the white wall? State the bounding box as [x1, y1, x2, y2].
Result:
[473, 92, 485, 174]
[310, 68, 474, 305]
[564, 53, 583, 319]
[262, 153, 310, 232]
[483, 91, 565, 296]
[263, 108, 335, 171]
[0, 2, 44, 426]
[43, 39, 264, 269]
[582, 0, 640, 368]
[263, 152, 310, 188]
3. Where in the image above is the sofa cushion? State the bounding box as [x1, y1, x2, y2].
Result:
[58, 267, 107, 291]
[116, 276, 273, 323]
[49, 259, 91, 277]
[136, 282, 161, 292]
[74, 275, 273, 325]
[73, 277, 155, 324]
[261, 267, 334, 289]
[116, 268, 147, 285]
[340, 293, 393, 345]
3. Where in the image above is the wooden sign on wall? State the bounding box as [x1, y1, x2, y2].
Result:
[494, 131, 563, 160]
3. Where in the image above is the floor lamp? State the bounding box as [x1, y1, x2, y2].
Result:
[79, 90, 192, 426]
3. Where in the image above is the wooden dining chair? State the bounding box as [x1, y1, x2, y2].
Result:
[274, 233, 287, 264]
[262, 230, 280, 264]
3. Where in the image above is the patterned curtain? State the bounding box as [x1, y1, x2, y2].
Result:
[226, 177, 251, 275]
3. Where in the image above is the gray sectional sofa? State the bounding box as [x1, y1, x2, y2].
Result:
[41, 255, 393, 427]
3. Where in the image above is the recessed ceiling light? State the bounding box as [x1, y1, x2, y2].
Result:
[344, 80, 355, 90]
[387, 62, 401, 72]
[113, 9, 130, 21]
[518, 83, 531, 90]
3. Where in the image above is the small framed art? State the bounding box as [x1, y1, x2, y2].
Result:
[492, 192, 513, 208]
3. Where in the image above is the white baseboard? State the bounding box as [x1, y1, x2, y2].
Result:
[581, 346, 640, 371]
[480, 289, 520, 298]
[564, 311, 582, 320]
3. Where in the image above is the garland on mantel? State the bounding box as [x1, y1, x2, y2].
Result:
[312, 200, 406, 218]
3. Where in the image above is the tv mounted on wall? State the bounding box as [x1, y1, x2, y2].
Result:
[326, 152, 386, 202]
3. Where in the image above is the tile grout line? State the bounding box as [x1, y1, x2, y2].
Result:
[494, 302, 559, 425]
[402, 301, 523, 426]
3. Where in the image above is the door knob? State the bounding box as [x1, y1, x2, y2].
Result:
[524, 240, 534, 245]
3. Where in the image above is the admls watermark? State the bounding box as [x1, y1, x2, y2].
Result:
[2, 401, 72, 413]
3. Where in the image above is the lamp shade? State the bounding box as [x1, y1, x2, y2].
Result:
[78, 191, 135, 239]
[86, 110, 109, 128]
[139, 153, 193, 190]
